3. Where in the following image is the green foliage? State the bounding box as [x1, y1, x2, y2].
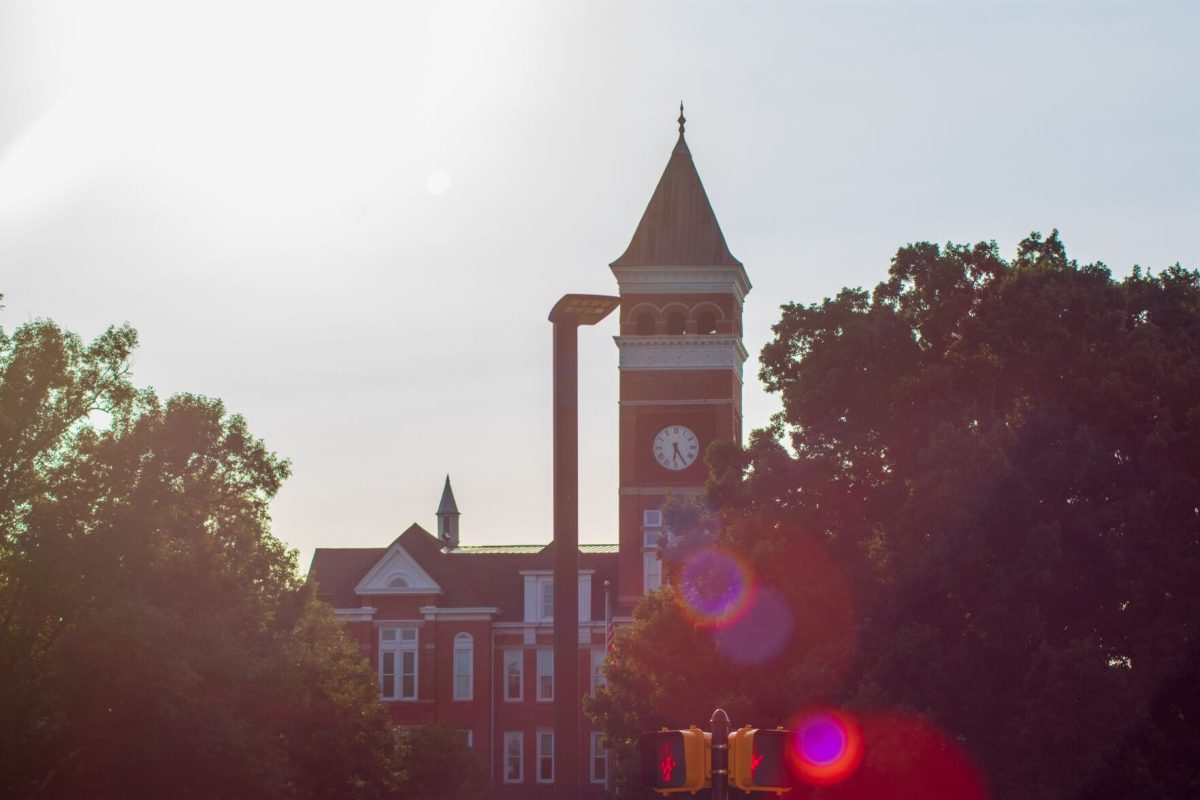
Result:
[588, 234, 1200, 800]
[397, 724, 493, 800]
[0, 310, 405, 798]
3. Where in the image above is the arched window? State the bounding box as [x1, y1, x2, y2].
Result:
[453, 633, 473, 700]
[635, 313, 655, 336]
[666, 312, 686, 335]
[697, 311, 718, 334]
[387, 575, 410, 589]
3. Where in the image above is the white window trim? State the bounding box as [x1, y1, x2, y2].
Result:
[453, 632, 473, 701]
[536, 647, 554, 702]
[590, 647, 607, 696]
[521, 570, 594, 622]
[644, 508, 663, 527]
[540, 578, 554, 621]
[503, 731, 523, 784]
[590, 731, 608, 784]
[503, 649, 524, 702]
[379, 626, 418, 701]
[536, 728, 555, 784]
[643, 550, 663, 593]
[460, 729, 473, 748]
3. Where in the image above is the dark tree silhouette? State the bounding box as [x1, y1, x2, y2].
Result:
[0, 305, 407, 799]
[589, 233, 1200, 800]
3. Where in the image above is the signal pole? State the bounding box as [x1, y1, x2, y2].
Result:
[711, 708, 730, 800]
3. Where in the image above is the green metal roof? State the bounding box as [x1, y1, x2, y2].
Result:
[449, 543, 618, 554]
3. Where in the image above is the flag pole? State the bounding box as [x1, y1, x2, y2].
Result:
[603, 580, 613, 793]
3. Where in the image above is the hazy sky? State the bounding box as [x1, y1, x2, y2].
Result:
[2, 0, 1197, 572]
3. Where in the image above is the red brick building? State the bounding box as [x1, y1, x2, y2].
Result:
[308, 112, 750, 798]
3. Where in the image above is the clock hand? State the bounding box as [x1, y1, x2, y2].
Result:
[672, 442, 683, 465]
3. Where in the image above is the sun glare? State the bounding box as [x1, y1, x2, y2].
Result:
[0, 1, 528, 234]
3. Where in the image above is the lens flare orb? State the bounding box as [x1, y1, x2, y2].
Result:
[711, 586, 794, 665]
[789, 710, 864, 786]
[678, 548, 756, 628]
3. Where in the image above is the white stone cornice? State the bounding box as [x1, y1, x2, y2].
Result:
[610, 265, 752, 302]
[614, 335, 748, 380]
[418, 606, 500, 621]
[333, 606, 378, 621]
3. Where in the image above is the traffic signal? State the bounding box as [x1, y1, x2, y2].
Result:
[637, 727, 710, 794]
[729, 726, 794, 794]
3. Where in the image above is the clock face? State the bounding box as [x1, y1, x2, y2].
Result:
[653, 425, 700, 471]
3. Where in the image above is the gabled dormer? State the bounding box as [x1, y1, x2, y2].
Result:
[355, 538, 442, 596]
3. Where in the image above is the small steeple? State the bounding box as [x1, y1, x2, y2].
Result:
[437, 475, 460, 549]
[611, 105, 741, 268]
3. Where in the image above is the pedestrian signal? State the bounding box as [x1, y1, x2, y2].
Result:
[729, 726, 794, 793]
[637, 727, 710, 794]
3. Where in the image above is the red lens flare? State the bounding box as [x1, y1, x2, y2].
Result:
[789, 709, 865, 786]
[678, 548, 756, 629]
[830, 712, 990, 800]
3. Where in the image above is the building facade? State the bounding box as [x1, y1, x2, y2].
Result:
[308, 112, 749, 798]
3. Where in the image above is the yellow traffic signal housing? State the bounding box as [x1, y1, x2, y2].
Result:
[637, 726, 711, 794]
[729, 726, 794, 794]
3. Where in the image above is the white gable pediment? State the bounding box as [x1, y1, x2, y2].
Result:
[355, 543, 441, 596]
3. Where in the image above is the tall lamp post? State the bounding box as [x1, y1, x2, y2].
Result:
[549, 294, 620, 798]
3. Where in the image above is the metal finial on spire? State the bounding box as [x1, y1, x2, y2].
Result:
[678, 101, 686, 135]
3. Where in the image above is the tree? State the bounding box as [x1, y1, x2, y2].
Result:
[396, 724, 493, 800]
[588, 234, 1200, 800]
[0, 306, 406, 798]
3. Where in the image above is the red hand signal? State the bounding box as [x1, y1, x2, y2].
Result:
[751, 742, 764, 776]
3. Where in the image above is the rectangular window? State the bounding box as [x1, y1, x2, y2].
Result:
[590, 648, 607, 695]
[503, 731, 523, 784]
[503, 649, 523, 702]
[590, 731, 608, 784]
[379, 627, 418, 700]
[460, 729, 473, 748]
[453, 636, 473, 701]
[643, 508, 663, 528]
[537, 648, 554, 701]
[643, 531, 660, 548]
[381, 651, 395, 697]
[644, 551, 662, 593]
[540, 579, 554, 621]
[537, 729, 554, 783]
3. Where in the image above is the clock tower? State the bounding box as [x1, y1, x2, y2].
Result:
[611, 109, 751, 613]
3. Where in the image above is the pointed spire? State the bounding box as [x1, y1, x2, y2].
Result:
[437, 475, 459, 515]
[611, 107, 740, 268]
[436, 475, 460, 549]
